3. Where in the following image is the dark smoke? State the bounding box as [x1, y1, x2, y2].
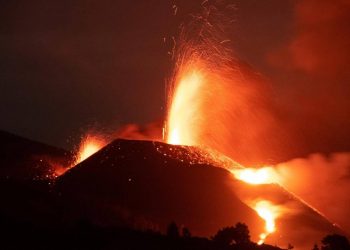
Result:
[267, 0, 350, 157]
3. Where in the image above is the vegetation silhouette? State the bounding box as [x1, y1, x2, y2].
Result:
[182, 226, 191, 238]
[212, 222, 251, 247]
[0, 216, 284, 250]
[1, 205, 349, 250]
[167, 221, 180, 239]
[320, 234, 350, 250]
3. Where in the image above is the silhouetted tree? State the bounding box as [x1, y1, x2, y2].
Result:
[213, 226, 236, 246]
[182, 227, 191, 238]
[212, 222, 250, 246]
[167, 222, 180, 239]
[321, 234, 350, 250]
[234, 222, 250, 244]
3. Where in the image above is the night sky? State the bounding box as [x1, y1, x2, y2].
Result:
[1, 0, 349, 160]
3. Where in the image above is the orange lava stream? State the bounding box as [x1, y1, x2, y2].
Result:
[255, 200, 279, 245]
[231, 167, 281, 244]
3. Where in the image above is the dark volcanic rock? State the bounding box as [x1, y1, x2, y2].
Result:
[55, 139, 264, 237]
[0, 130, 74, 233]
[0, 130, 73, 179]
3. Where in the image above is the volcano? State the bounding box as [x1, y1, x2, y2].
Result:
[0, 133, 343, 249]
[55, 139, 264, 237]
[55, 139, 342, 249]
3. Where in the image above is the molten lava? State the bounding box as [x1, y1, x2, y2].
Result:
[255, 200, 279, 245]
[231, 167, 278, 185]
[230, 167, 281, 244]
[167, 66, 205, 146]
[74, 135, 106, 165]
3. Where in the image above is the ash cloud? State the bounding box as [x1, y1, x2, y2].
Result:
[113, 121, 163, 142]
[267, 0, 350, 157]
[270, 0, 350, 76]
[274, 152, 350, 233]
[230, 0, 350, 235]
[75, 121, 163, 152]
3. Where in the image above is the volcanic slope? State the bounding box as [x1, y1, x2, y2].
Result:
[56, 139, 344, 249]
[233, 181, 343, 249]
[0, 130, 74, 235]
[0, 130, 73, 179]
[55, 139, 264, 237]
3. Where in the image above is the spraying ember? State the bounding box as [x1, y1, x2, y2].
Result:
[167, 68, 204, 145]
[165, 3, 284, 166]
[165, 5, 286, 244]
[74, 134, 106, 165]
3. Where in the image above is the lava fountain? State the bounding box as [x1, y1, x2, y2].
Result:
[164, 6, 283, 244]
[53, 134, 107, 176]
[164, 4, 283, 167]
[167, 68, 204, 145]
[74, 134, 106, 165]
[166, 57, 282, 243]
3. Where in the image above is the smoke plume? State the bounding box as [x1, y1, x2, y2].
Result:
[267, 0, 350, 156]
[274, 152, 350, 233]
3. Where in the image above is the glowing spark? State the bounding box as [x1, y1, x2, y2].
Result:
[74, 135, 106, 165]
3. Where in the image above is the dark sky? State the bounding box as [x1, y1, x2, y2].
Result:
[1, 0, 349, 159]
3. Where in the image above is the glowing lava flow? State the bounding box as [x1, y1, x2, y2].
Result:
[231, 167, 277, 185]
[231, 167, 281, 244]
[255, 200, 279, 245]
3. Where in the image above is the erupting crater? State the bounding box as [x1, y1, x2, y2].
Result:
[54, 6, 346, 249]
[160, 39, 342, 248]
